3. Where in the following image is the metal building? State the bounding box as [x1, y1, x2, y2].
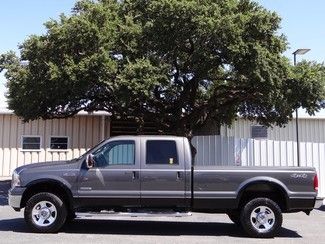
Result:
[220, 110, 325, 143]
[0, 107, 110, 177]
[1, 106, 325, 177]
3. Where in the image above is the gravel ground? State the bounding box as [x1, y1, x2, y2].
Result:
[1, 180, 325, 244]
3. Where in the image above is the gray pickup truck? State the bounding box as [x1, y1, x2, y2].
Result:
[9, 136, 321, 238]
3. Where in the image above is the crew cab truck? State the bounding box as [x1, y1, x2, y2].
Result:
[9, 136, 321, 238]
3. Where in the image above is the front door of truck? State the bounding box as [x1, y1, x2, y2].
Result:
[78, 138, 141, 207]
[140, 138, 186, 207]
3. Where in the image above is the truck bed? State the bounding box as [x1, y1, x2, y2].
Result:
[192, 166, 317, 212]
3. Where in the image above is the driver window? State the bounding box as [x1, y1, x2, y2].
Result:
[93, 140, 135, 167]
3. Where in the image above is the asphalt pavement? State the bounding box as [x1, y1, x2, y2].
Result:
[0, 180, 325, 244]
[0, 180, 10, 206]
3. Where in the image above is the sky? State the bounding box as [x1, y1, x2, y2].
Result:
[1, 0, 325, 108]
[257, 0, 325, 63]
[0, 0, 76, 107]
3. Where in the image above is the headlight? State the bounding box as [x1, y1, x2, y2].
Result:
[12, 170, 21, 188]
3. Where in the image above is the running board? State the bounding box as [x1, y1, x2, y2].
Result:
[76, 211, 192, 219]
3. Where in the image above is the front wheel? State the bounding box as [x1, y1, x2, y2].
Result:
[24, 192, 67, 233]
[240, 198, 283, 238]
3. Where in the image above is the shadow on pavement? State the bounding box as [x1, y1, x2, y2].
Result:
[0, 180, 10, 206]
[0, 218, 302, 238]
[0, 218, 29, 232]
[318, 205, 325, 212]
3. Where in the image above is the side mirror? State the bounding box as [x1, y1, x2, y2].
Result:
[86, 154, 95, 169]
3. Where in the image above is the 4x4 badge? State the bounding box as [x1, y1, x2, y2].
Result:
[290, 173, 307, 179]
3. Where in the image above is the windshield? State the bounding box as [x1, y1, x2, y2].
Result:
[75, 139, 107, 160]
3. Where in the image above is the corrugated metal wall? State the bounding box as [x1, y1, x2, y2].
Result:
[0, 114, 110, 177]
[192, 135, 325, 198]
[192, 136, 235, 166]
[221, 118, 325, 143]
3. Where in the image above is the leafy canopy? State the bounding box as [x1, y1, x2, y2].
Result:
[1, 0, 324, 136]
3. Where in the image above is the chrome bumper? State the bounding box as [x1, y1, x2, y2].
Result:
[8, 187, 25, 209]
[8, 192, 22, 209]
[8, 187, 26, 209]
[314, 198, 324, 209]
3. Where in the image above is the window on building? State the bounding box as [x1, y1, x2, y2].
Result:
[22, 136, 41, 150]
[93, 140, 135, 167]
[146, 140, 178, 165]
[50, 137, 68, 150]
[251, 125, 268, 139]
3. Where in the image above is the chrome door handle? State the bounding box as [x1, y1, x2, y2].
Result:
[124, 171, 137, 180]
[176, 171, 181, 180]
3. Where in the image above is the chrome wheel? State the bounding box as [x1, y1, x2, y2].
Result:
[250, 205, 275, 233]
[31, 201, 57, 227]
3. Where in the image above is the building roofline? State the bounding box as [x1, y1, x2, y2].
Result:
[290, 108, 325, 120]
[0, 107, 12, 114]
[1, 106, 325, 120]
[0, 107, 110, 117]
[109, 135, 185, 140]
[235, 108, 325, 120]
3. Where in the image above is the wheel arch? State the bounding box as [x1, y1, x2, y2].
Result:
[236, 177, 289, 211]
[21, 179, 74, 211]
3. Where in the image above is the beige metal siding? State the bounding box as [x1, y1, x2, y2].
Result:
[0, 114, 110, 176]
[221, 118, 325, 143]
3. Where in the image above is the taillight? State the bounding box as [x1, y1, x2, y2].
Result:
[314, 174, 319, 191]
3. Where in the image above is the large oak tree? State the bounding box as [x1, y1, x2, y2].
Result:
[1, 0, 324, 138]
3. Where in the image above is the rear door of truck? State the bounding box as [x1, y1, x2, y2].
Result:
[140, 137, 187, 207]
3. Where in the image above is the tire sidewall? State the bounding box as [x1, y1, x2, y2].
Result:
[240, 198, 283, 238]
[24, 192, 67, 233]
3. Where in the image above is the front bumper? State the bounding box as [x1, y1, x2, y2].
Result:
[8, 187, 26, 209]
[314, 198, 324, 209]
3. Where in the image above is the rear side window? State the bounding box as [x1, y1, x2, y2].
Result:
[146, 140, 178, 165]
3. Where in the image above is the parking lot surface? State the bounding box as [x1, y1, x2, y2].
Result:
[1, 180, 325, 244]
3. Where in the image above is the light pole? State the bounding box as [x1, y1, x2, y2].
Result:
[292, 48, 310, 167]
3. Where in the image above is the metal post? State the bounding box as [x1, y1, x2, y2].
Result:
[295, 107, 300, 167]
[292, 49, 310, 167]
[294, 53, 300, 167]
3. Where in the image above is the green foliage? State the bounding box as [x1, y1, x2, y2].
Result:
[1, 0, 324, 136]
[286, 60, 325, 114]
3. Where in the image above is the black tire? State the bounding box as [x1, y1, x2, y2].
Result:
[240, 198, 283, 238]
[227, 211, 241, 226]
[24, 192, 67, 233]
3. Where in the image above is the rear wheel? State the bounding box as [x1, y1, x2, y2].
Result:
[240, 198, 282, 238]
[24, 192, 67, 233]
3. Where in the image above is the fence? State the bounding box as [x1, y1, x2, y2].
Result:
[192, 135, 325, 198]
